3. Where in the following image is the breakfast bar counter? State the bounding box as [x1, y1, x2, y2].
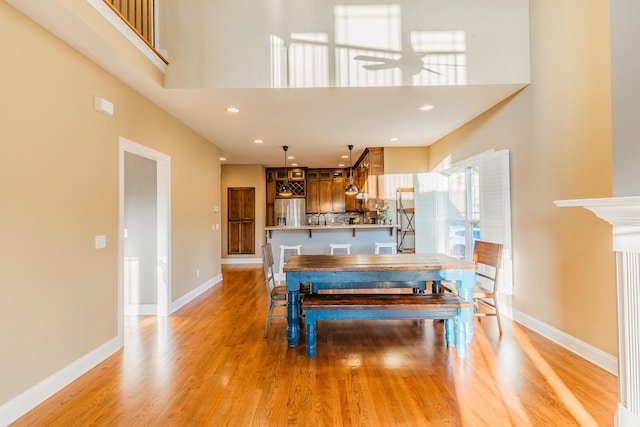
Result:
[265, 224, 397, 279]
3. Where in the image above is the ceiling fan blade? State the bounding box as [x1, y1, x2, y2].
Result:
[353, 55, 389, 62]
[422, 67, 443, 75]
[363, 63, 396, 71]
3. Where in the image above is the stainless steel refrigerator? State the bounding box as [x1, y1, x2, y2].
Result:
[274, 198, 306, 226]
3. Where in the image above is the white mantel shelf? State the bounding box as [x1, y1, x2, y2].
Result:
[554, 196, 640, 225]
[555, 196, 640, 426]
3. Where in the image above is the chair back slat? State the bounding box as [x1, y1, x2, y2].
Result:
[473, 241, 503, 270]
[261, 243, 277, 292]
[473, 241, 503, 291]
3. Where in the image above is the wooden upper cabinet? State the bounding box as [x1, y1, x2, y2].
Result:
[306, 169, 346, 213]
[331, 175, 346, 212]
[368, 148, 384, 175]
[306, 177, 319, 213]
[267, 168, 306, 197]
[318, 179, 333, 212]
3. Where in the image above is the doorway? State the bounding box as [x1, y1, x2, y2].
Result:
[118, 137, 171, 336]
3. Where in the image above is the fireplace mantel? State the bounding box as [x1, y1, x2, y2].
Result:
[556, 196, 640, 426]
[555, 196, 640, 226]
[555, 196, 640, 254]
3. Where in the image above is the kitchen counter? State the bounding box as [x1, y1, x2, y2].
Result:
[265, 224, 395, 238]
[266, 224, 398, 280]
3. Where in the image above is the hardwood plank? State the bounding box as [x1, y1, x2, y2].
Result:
[12, 265, 617, 426]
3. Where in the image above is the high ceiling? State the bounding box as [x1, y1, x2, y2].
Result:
[9, 0, 528, 169]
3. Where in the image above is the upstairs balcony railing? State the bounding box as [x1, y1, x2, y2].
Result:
[103, 0, 167, 63]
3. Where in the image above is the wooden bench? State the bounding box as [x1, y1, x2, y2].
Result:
[301, 293, 470, 358]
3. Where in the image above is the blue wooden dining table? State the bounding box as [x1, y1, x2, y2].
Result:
[283, 253, 478, 356]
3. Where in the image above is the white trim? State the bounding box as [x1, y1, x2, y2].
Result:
[555, 196, 640, 226]
[221, 257, 262, 265]
[0, 337, 121, 426]
[85, 0, 167, 72]
[509, 308, 618, 375]
[118, 137, 172, 330]
[617, 404, 640, 427]
[125, 303, 157, 316]
[170, 274, 223, 314]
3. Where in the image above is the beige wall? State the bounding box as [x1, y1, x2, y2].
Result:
[384, 147, 429, 174]
[0, 2, 221, 405]
[220, 165, 267, 259]
[428, 0, 616, 355]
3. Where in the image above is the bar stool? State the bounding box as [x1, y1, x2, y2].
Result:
[279, 244, 302, 283]
[374, 242, 398, 254]
[329, 243, 351, 254]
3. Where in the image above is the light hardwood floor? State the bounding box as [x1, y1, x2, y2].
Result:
[14, 265, 617, 426]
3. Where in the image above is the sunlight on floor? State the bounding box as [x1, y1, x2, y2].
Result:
[513, 327, 600, 427]
[453, 324, 533, 426]
[474, 325, 532, 425]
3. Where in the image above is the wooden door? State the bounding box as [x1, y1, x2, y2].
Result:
[228, 187, 255, 254]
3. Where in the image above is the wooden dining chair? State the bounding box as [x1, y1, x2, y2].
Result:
[439, 240, 504, 334]
[261, 243, 287, 338]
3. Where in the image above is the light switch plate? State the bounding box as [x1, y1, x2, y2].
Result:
[95, 235, 106, 249]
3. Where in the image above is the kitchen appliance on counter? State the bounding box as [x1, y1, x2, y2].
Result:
[274, 198, 306, 226]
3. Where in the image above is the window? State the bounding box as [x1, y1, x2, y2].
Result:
[446, 166, 481, 259]
[415, 149, 513, 294]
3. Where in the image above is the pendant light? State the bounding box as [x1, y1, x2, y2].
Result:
[345, 145, 358, 195]
[278, 146, 293, 197]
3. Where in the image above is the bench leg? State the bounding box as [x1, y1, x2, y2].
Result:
[455, 315, 467, 357]
[445, 318, 454, 346]
[305, 315, 317, 358]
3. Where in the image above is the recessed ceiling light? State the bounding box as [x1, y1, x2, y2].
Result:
[219, 157, 227, 161]
[419, 104, 434, 111]
[338, 163, 345, 167]
[254, 139, 263, 144]
[288, 156, 294, 160]
[226, 107, 240, 113]
[390, 137, 399, 142]
[291, 163, 298, 167]
[341, 155, 349, 159]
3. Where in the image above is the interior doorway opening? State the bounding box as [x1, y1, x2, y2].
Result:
[118, 137, 171, 336]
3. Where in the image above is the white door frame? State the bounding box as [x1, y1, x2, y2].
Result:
[118, 137, 171, 335]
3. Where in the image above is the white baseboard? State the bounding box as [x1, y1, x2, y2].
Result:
[221, 257, 261, 265]
[170, 274, 222, 314]
[125, 303, 157, 316]
[0, 337, 122, 427]
[509, 307, 618, 375]
[0, 275, 224, 426]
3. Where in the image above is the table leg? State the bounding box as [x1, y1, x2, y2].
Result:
[457, 270, 476, 342]
[287, 290, 300, 347]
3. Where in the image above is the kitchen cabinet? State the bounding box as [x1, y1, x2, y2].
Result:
[307, 169, 345, 213]
[345, 169, 357, 212]
[267, 168, 306, 199]
[228, 187, 255, 254]
[266, 170, 277, 226]
[331, 170, 345, 212]
[353, 147, 384, 211]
